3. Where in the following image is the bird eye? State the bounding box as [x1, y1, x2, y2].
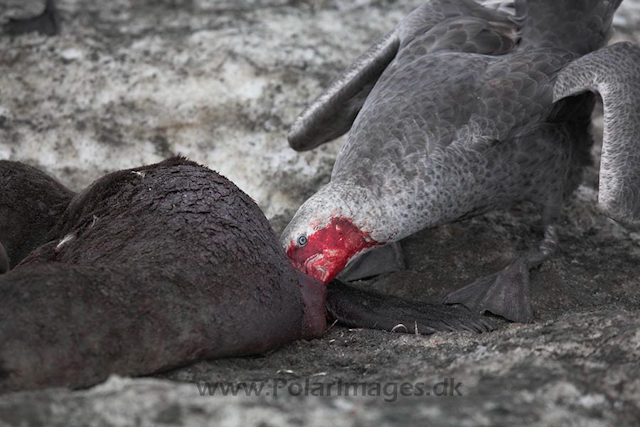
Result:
[297, 235, 308, 247]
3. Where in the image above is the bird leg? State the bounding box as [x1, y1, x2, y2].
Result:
[443, 224, 559, 324]
[337, 242, 405, 282]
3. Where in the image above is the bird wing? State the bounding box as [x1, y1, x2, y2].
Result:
[288, 0, 518, 151]
[466, 48, 576, 144]
[554, 42, 640, 223]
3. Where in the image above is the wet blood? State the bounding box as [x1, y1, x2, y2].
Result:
[286, 217, 380, 283]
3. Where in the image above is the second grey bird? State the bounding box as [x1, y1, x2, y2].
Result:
[281, 0, 640, 323]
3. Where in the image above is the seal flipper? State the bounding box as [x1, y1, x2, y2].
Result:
[288, 0, 517, 151]
[554, 42, 640, 223]
[326, 280, 495, 334]
[4, 0, 59, 37]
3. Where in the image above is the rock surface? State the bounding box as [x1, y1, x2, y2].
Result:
[1, 0, 640, 426]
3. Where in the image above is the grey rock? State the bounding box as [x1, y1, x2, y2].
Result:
[0, 1, 639, 426]
[0, 0, 420, 226]
[0, 309, 639, 426]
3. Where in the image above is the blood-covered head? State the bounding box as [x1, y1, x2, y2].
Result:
[281, 194, 379, 283]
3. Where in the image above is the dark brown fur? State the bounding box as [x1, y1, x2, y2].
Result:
[0, 157, 306, 393]
[0, 160, 74, 269]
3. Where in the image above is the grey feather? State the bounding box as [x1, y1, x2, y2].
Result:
[478, 0, 516, 17]
[516, 0, 622, 54]
[282, 0, 634, 292]
[288, 0, 517, 151]
[554, 42, 640, 222]
[288, 30, 400, 151]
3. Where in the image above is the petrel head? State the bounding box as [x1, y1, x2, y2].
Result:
[281, 184, 380, 283]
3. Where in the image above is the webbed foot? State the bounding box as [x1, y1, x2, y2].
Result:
[337, 242, 405, 282]
[443, 258, 533, 323]
[327, 280, 495, 334]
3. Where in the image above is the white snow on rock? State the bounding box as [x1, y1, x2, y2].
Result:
[0, 0, 419, 232]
